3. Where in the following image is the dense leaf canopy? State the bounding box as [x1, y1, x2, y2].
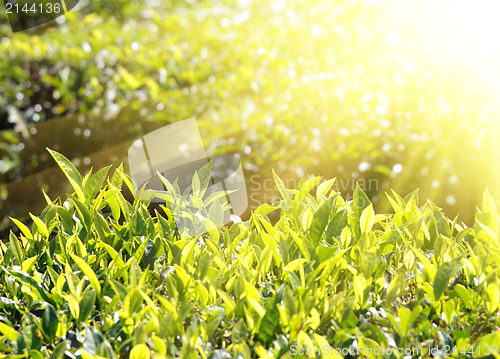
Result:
[0, 153, 499, 358]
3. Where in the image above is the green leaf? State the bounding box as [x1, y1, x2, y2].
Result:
[254, 203, 277, 216]
[474, 330, 500, 349]
[217, 290, 236, 320]
[0, 321, 19, 341]
[309, 195, 337, 247]
[412, 247, 437, 281]
[316, 178, 336, 199]
[101, 242, 128, 281]
[483, 188, 497, 212]
[192, 170, 201, 197]
[385, 274, 404, 305]
[79, 289, 96, 323]
[114, 167, 138, 198]
[21, 255, 38, 273]
[272, 170, 289, 200]
[360, 203, 375, 234]
[129, 258, 142, 287]
[386, 192, 402, 214]
[29, 350, 44, 359]
[10, 217, 33, 240]
[431, 204, 451, 238]
[82, 324, 115, 357]
[47, 148, 85, 202]
[4, 269, 54, 305]
[84, 165, 111, 201]
[360, 249, 377, 277]
[353, 184, 371, 221]
[258, 287, 283, 345]
[324, 209, 348, 244]
[70, 254, 101, 296]
[434, 262, 463, 300]
[454, 284, 472, 308]
[9, 231, 24, 264]
[476, 220, 499, 245]
[29, 213, 49, 238]
[133, 237, 149, 264]
[50, 341, 70, 359]
[398, 307, 412, 337]
[196, 253, 212, 280]
[209, 198, 224, 228]
[72, 199, 92, 233]
[130, 344, 150, 359]
[316, 244, 337, 263]
[285, 258, 308, 272]
[197, 161, 212, 198]
[94, 213, 111, 240]
[42, 304, 58, 341]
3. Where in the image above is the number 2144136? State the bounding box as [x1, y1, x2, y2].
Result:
[6, 2, 62, 14]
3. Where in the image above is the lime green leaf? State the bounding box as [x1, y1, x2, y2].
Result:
[118, 66, 140, 88]
[47, 148, 85, 202]
[130, 344, 150, 359]
[21, 255, 37, 273]
[398, 307, 412, 337]
[353, 184, 371, 221]
[0, 321, 19, 341]
[316, 178, 336, 199]
[476, 220, 499, 245]
[360, 203, 375, 234]
[30, 213, 49, 238]
[412, 247, 437, 281]
[272, 170, 289, 200]
[254, 203, 277, 216]
[483, 188, 497, 212]
[474, 330, 500, 346]
[10, 217, 33, 240]
[455, 284, 472, 309]
[70, 254, 101, 296]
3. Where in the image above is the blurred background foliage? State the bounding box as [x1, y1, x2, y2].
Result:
[2, 0, 500, 232]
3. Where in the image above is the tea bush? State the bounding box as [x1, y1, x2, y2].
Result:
[3, 0, 500, 226]
[1, 150, 500, 358]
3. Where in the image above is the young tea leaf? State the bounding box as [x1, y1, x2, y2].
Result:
[309, 195, 337, 247]
[130, 344, 150, 359]
[47, 148, 85, 202]
[434, 262, 463, 300]
[71, 254, 102, 296]
[360, 204, 375, 234]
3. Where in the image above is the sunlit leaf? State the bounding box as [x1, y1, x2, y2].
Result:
[47, 148, 85, 202]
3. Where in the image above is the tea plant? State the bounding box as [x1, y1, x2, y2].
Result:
[0, 150, 499, 358]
